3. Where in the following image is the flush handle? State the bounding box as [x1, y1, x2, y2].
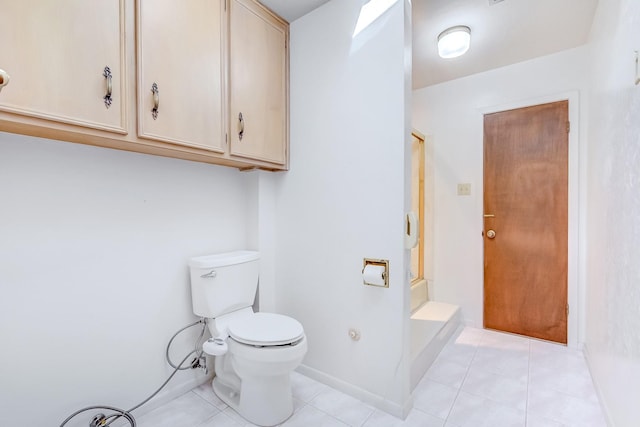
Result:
[201, 270, 217, 279]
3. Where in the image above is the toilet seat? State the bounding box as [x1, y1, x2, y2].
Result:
[228, 313, 304, 346]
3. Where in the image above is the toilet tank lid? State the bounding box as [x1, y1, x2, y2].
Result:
[189, 251, 259, 269]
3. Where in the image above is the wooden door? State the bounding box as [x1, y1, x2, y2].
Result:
[229, 0, 288, 165]
[483, 101, 568, 344]
[0, 0, 126, 133]
[137, 0, 225, 152]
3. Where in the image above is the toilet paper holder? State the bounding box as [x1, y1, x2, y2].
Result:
[362, 258, 389, 288]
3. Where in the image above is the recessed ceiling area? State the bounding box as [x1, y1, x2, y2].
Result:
[259, 0, 599, 89]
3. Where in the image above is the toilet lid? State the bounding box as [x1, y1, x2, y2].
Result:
[228, 313, 304, 346]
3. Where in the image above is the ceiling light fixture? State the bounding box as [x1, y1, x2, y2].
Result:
[437, 26, 471, 59]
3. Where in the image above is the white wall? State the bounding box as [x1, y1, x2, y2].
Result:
[247, 170, 279, 313]
[275, 0, 412, 415]
[412, 46, 591, 343]
[584, 0, 640, 425]
[0, 132, 254, 426]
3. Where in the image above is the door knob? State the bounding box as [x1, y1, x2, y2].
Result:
[486, 229, 496, 239]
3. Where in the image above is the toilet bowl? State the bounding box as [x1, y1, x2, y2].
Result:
[212, 311, 307, 426]
[189, 251, 307, 426]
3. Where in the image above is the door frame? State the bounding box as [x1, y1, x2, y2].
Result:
[479, 91, 581, 348]
[410, 130, 427, 312]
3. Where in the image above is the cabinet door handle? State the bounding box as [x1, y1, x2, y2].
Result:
[238, 112, 244, 141]
[103, 66, 113, 108]
[151, 83, 159, 120]
[0, 68, 10, 93]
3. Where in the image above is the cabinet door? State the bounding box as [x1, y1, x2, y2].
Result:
[137, 0, 225, 152]
[0, 0, 126, 133]
[229, 0, 288, 165]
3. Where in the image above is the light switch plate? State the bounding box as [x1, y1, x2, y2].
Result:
[457, 183, 471, 196]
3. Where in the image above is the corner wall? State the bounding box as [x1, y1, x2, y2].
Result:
[584, 0, 640, 425]
[275, 0, 412, 415]
[412, 46, 590, 344]
[0, 133, 254, 426]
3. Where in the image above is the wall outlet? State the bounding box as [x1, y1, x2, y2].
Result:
[457, 183, 471, 196]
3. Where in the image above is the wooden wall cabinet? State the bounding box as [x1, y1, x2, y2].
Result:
[0, 0, 289, 171]
[229, 0, 288, 166]
[0, 0, 127, 134]
[137, 0, 225, 153]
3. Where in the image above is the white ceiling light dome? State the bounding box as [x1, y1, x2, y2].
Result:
[437, 26, 471, 59]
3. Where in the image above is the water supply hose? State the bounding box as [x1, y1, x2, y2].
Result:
[60, 318, 207, 427]
[166, 318, 207, 370]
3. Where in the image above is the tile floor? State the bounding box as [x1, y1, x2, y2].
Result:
[127, 327, 607, 427]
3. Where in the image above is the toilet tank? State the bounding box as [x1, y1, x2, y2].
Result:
[189, 251, 260, 318]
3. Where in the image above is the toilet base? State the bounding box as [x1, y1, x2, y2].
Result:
[212, 374, 294, 427]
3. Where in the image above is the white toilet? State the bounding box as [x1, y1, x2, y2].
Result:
[189, 250, 307, 427]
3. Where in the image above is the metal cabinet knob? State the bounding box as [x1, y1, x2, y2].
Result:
[238, 112, 244, 141]
[486, 229, 496, 239]
[151, 83, 159, 120]
[103, 66, 113, 108]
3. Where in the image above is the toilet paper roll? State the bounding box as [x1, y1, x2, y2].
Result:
[363, 264, 386, 287]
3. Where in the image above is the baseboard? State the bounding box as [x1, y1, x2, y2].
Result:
[295, 364, 411, 419]
[463, 318, 482, 329]
[113, 371, 213, 426]
[583, 344, 613, 427]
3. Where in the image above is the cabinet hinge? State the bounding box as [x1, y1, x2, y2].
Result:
[566, 304, 569, 316]
[567, 121, 570, 133]
[225, 133, 228, 145]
